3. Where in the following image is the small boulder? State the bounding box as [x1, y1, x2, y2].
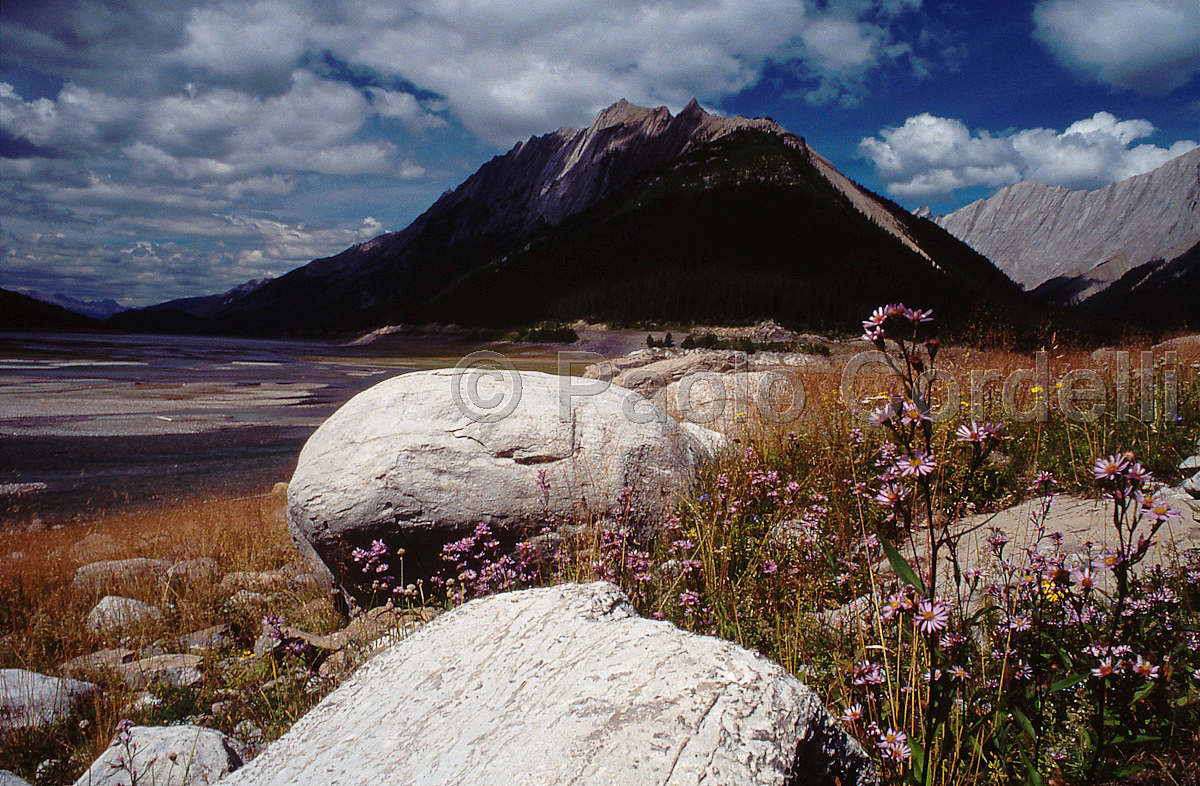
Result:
[86, 596, 162, 635]
[58, 648, 135, 677]
[115, 655, 204, 690]
[0, 669, 97, 733]
[72, 558, 171, 593]
[68, 533, 120, 564]
[168, 558, 221, 583]
[72, 724, 242, 786]
[0, 770, 30, 786]
[180, 624, 234, 653]
[288, 370, 713, 599]
[223, 582, 877, 786]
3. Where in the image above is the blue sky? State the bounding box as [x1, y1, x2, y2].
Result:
[1, 0, 1197, 306]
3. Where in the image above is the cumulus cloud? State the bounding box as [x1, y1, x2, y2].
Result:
[0, 0, 937, 302]
[1033, 0, 1200, 94]
[859, 111, 1199, 199]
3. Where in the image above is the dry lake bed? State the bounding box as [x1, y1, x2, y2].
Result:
[0, 330, 508, 525]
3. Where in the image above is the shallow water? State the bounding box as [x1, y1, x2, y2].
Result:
[0, 331, 418, 524]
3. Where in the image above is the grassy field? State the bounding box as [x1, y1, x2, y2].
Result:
[3, 323, 1200, 784]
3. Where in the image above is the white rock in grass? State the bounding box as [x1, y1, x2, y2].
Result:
[72, 725, 243, 786]
[0, 669, 97, 732]
[288, 370, 715, 600]
[224, 582, 878, 786]
[0, 770, 31, 786]
[85, 596, 162, 635]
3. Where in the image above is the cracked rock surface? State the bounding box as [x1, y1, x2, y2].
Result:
[288, 370, 720, 597]
[224, 582, 877, 786]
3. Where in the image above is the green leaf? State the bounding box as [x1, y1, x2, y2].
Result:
[881, 537, 926, 595]
[1049, 673, 1088, 693]
[1110, 734, 1160, 745]
[1009, 705, 1037, 743]
[1131, 681, 1156, 703]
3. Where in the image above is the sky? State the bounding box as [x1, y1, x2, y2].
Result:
[1, 0, 1197, 307]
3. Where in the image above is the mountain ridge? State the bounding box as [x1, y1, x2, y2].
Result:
[110, 99, 1033, 339]
[935, 147, 1200, 301]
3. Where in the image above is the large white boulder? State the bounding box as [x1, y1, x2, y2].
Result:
[288, 369, 717, 597]
[72, 724, 243, 786]
[224, 582, 876, 786]
[85, 596, 162, 636]
[0, 669, 96, 733]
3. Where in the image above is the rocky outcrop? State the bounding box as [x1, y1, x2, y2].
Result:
[288, 370, 718, 599]
[224, 582, 877, 786]
[72, 724, 243, 786]
[936, 147, 1200, 300]
[0, 669, 97, 733]
[71, 558, 171, 593]
[85, 596, 162, 635]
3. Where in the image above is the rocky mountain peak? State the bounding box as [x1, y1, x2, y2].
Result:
[936, 147, 1200, 300]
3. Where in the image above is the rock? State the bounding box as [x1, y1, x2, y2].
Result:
[228, 590, 270, 607]
[72, 724, 243, 786]
[679, 421, 729, 458]
[288, 370, 712, 599]
[0, 770, 30, 786]
[222, 582, 877, 786]
[898, 494, 1200, 601]
[663, 370, 807, 433]
[0, 669, 97, 733]
[1184, 471, 1200, 499]
[58, 648, 135, 677]
[168, 558, 221, 583]
[86, 596, 162, 635]
[68, 533, 120, 564]
[221, 570, 303, 594]
[181, 624, 235, 652]
[1179, 454, 1200, 472]
[71, 558, 171, 593]
[115, 655, 204, 690]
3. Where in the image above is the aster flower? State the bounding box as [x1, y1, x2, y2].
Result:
[896, 450, 937, 477]
[979, 421, 1004, 442]
[955, 421, 986, 443]
[1092, 657, 1117, 679]
[900, 399, 931, 425]
[1141, 495, 1181, 523]
[840, 703, 863, 724]
[905, 307, 934, 323]
[876, 728, 913, 761]
[915, 598, 950, 634]
[1093, 454, 1130, 481]
[1029, 471, 1056, 493]
[949, 665, 971, 682]
[868, 403, 896, 427]
[1133, 655, 1159, 680]
[874, 483, 908, 509]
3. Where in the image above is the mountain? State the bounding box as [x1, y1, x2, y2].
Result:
[17, 290, 127, 320]
[115, 99, 1035, 338]
[935, 148, 1200, 303]
[0, 288, 102, 331]
[107, 278, 270, 332]
[1078, 240, 1200, 328]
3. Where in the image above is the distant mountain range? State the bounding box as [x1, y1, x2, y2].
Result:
[1, 288, 102, 331]
[16, 289, 127, 320]
[935, 148, 1200, 313]
[111, 99, 1038, 339]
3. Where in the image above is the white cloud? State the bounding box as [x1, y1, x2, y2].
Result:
[0, 0, 937, 303]
[1033, 0, 1200, 94]
[860, 111, 1199, 199]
